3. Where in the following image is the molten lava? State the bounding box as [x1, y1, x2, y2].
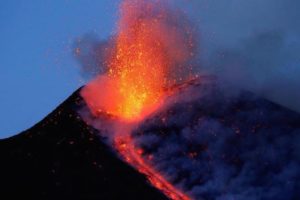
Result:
[81, 0, 195, 199]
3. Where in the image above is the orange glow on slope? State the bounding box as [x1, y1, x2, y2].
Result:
[81, 0, 196, 199]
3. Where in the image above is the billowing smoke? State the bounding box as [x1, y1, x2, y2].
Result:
[73, 34, 111, 79]
[188, 0, 300, 112]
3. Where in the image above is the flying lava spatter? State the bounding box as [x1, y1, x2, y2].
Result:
[81, 0, 196, 199]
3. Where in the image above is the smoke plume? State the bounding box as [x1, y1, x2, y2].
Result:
[188, 0, 300, 112]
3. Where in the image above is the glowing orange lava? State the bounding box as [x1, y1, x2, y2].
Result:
[81, 0, 195, 199]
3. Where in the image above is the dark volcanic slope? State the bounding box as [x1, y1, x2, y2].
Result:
[131, 79, 300, 200]
[0, 89, 168, 200]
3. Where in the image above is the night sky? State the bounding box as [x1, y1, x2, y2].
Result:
[1, 0, 299, 138]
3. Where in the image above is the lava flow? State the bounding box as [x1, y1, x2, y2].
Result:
[114, 132, 190, 200]
[81, 0, 195, 199]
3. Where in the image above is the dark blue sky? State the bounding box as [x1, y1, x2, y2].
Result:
[0, 0, 119, 138]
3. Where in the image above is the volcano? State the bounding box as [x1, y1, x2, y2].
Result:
[0, 77, 299, 200]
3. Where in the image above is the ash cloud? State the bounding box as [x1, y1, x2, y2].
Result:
[187, 0, 300, 112]
[73, 34, 111, 80]
[132, 79, 300, 200]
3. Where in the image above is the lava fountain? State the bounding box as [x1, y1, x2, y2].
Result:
[81, 0, 196, 199]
